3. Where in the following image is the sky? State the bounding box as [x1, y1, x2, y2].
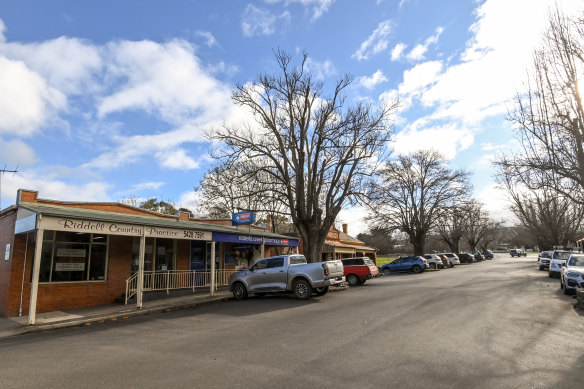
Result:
[0, 0, 581, 236]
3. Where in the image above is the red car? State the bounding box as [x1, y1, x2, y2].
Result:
[341, 257, 379, 286]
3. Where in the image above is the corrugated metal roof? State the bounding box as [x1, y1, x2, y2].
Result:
[323, 241, 376, 252]
[19, 202, 296, 240]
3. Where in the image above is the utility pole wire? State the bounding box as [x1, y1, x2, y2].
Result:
[0, 165, 19, 210]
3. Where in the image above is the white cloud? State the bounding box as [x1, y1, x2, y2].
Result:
[390, 43, 407, 61]
[398, 60, 442, 96]
[1, 170, 111, 208]
[358, 69, 388, 90]
[405, 26, 443, 61]
[131, 182, 165, 191]
[195, 31, 219, 48]
[474, 183, 514, 222]
[0, 138, 37, 166]
[352, 20, 393, 61]
[305, 57, 336, 80]
[337, 206, 369, 236]
[98, 39, 231, 126]
[419, 0, 583, 124]
[1, 36, 102, 95]
[481, 142, 507, 152]
[241, 5, 290, 37]
[156, 148, 200, 170]
[392, 123, 475, 160]
[266, 0, 336, 21]
[0, 57, 66, 136]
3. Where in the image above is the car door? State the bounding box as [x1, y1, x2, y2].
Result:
[265, 257, 287, 290]
[389, 258, 402, 271]
[246, 259, 269, 292]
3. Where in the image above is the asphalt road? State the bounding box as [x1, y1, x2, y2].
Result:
[1, 254, 583, 389]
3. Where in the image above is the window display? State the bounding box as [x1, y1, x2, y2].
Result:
[39, 231, 108, 282]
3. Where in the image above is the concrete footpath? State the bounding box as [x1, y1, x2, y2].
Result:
[0, 289, 234, 340]
[0, 285, 349, 339]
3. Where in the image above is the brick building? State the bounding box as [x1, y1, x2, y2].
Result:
[0, 189, 298, 323]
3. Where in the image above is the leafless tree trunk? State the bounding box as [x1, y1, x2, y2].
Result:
[367, 150, 470, 256]
[208, 50, 396, 261]
[497, 9, 584, 203]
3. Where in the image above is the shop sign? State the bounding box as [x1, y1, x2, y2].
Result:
[213, 232, 263, 244]
[263, 237, 299, 247]
[5, 244, 10, 261]
[212, 232, 299, 247]
[41, 216, 143, 236]
[232, 211, 255, 226]
[145, 227, 211, 241]
[55, 261, 85, 271]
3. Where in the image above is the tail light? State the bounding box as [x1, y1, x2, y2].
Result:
[322, 263, 329, 276]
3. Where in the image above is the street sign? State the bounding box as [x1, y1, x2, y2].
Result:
[232, 211, 255, 226]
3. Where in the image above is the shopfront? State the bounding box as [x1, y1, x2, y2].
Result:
[0, 189, 299, 322]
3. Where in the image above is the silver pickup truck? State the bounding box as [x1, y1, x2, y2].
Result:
[229, 254, 345, 300]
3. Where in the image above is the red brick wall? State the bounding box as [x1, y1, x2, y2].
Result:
[3, 234, 134, 317]
[0, 210, 17, 317]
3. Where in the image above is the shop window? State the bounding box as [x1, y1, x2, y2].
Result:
[39, 231, 108, 283]
[131, 237, 175, 273]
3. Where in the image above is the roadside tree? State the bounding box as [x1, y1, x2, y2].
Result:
[367, 150, 470, 256]
[496, 9, 584, 204]
[195, 162, 289, 233]
[208, 50, 396, 261]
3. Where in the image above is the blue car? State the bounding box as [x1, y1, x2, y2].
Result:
[379, 256, 427, 275]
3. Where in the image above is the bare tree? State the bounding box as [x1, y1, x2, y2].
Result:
[464, 201, 502, 252]
[208, 50, 396, 261]
[496, 170, 584, 250]
[436, 204, 469, 253]
[497, 9, 584, 204]
[195, 162, 290, 233]
[367, 150, 470, 256]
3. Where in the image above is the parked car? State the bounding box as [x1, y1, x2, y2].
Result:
[560, 254, 584, 295]
[437, 254, 451, 268]
[379, 256, 427, 275]
[539, 251, 553, 270]
[229, 254, 345, 300]
[472, 251, 485, 261]
[537, 251, 552, 264]
[482, 250, 494, 260]
[341, 257, 379, 286]
[548, 250, 574, 279]
[436, 253, 460, 267]
[458, 253, 475, 263]
[510, 248, 527, 257]
[422, 254, 444, 269]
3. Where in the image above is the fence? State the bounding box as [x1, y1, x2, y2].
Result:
[125, 269, 238, 305]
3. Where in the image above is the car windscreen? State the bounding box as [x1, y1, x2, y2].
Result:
[554, 252, 572, 260]
[568, 256, 584, 266]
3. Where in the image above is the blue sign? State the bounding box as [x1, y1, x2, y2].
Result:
[212, 232, 299, 247]
[232, 211, 255, 226]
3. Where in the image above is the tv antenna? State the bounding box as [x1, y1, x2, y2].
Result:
[0, 165, 19, 210]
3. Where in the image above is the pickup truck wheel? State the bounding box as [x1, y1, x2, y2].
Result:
[293, 279, 313, 300]
[232, 282, 248, 300]
[412, 265, 422, 274]
[347, 274, 360, 286]
[314, 286, 329, 296]
[383, 268, 391, 276]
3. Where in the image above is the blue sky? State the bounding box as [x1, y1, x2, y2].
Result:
[0, 0, 581, 235]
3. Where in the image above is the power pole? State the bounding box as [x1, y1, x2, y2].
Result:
[0, 165, 18, 210]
